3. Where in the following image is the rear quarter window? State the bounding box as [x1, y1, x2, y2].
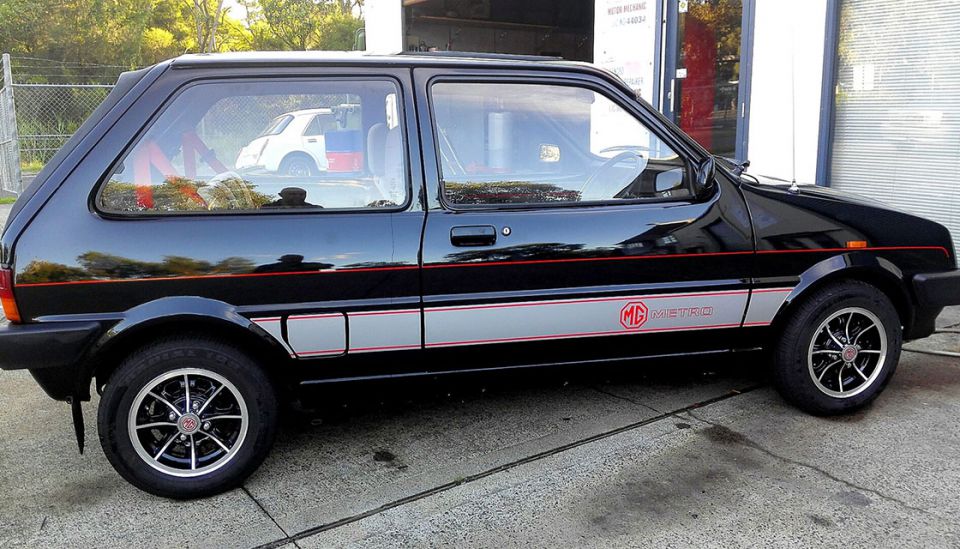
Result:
[98, 79, 407, 214]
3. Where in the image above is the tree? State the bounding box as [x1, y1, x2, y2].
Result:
[256, 0, 363, 51]
[187, 0, 227, 52]
[142, 27, 179, 64]
[258, 0, 319, 50]
[0, 0, 364, 72]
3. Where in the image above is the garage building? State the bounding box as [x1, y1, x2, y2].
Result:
[363, 0, 960, 256]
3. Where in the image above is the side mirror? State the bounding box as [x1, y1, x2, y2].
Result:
[695, 156, 716, 197]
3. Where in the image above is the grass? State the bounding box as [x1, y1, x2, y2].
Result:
[20, 159, 45, 173]
[0, 197, 17, 204]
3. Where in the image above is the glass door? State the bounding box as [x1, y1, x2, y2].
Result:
[663, 0, 750, 160]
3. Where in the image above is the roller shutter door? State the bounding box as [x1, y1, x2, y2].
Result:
[830, 0, 960, 256]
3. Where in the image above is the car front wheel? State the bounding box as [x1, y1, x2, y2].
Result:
[772, 281, 902, 415]
[98, 336, 278, 499]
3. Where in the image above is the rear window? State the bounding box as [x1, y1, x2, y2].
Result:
[258, 115, 294, 137]
[98, 79, 407, 214]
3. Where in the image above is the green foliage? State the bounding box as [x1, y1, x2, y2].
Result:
[252, 0, 363, 51]
[100, 176, 273, 213]
[0, 0, 365, 70]
[17, 252, 258, 283]
[444, 181, 582, 205]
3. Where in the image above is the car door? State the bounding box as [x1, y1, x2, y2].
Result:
[413, 68, 760, 370]
[300, 112, 329, 171]
[24, 68, 426, 380]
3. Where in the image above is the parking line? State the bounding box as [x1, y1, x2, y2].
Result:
[904, 347, 960, 359]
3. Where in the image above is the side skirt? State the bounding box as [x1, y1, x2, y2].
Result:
[298, 346, 764, 386]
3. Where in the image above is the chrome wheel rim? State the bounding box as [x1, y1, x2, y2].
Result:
[284, 160, 311, 177]
[807, 307, 887, 398]
[127, 368, 248, 478]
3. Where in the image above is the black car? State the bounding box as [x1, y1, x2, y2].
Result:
[1, 52, 958, 499]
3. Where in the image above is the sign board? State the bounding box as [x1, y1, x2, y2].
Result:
[593, 0, 658, 101]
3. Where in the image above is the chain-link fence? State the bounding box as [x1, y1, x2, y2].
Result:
[0, 54, 124, 194]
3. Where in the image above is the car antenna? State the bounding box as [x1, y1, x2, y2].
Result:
[788, 21, 800, 194]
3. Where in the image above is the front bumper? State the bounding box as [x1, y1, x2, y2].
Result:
[913, 270, 960, 309]
[906, 270, 960, 341]
[0, 320, 101, 400]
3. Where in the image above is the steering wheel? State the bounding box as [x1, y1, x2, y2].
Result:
[599, 145, 650, 155]
[579, 150, 648, 199]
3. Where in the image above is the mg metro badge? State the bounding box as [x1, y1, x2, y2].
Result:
[620, 301, 649, 330]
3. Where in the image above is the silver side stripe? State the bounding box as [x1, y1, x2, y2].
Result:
[347, 309, 422, 353]
[251, 309, 420, 358]
[743, 288, 793, 326]
[252, 287, 795, 357]
[423, 289, 752, 349]
[286, 313, 346, 358]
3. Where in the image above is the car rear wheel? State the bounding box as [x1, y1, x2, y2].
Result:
[772, 281, 902, 415]
[279, 154, 317, 177]
[98, 336, 278, 499]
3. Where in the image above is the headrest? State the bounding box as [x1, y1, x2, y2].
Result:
[367, 123, 387, 175]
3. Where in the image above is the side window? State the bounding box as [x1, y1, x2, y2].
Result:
[431, 82, 691, 206]
[99, 80, 407, 213]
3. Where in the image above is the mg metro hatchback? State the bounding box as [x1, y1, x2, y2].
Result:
[1, 52, 958, 498]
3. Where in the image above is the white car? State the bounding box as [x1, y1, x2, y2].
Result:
[235, 108, 338, 176]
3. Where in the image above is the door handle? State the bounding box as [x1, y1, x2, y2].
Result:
[307, 138, 318, 143]
[450, 225, 497, 247]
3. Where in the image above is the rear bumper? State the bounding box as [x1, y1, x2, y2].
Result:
[0, 321, 101, 400]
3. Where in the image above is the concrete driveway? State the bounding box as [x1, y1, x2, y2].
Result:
[1, 199, 959, 548]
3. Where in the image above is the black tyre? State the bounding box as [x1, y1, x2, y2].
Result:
[772, 281, 902, 415]
[98, 336, 278, 499]
[279, 154, 318, 177]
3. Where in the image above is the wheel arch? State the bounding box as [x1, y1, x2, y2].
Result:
[278, 150, 320, 173]
[78, 297, 293, 401]
[769, 253, 914, 338]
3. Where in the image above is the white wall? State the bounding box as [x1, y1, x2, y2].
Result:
[747, 0, 828, 183]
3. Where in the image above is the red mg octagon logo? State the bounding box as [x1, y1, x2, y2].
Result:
[619, 301, 648, 330]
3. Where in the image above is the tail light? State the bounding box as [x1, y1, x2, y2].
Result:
[0, 267, 21, 323]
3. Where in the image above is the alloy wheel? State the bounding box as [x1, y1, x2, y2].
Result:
[807, 307, 887, 398]
[127, 368, 248, 478]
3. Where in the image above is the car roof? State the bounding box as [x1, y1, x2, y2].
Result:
[168, 51, 634, 96]
[284, 108, 333, 118]
[172, 50, 571, 68]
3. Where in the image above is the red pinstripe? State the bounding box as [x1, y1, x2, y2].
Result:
[288, 313, 344, 320]
[425, 322, 744, 348]
[16, 264, 419, 288]
[14, 246, 948, 287]
[296, 349, 345, 356]
[348, 309, 420, 317]
[350, 343, 423, 352]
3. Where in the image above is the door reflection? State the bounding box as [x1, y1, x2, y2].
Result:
[674, 0, 743, 157]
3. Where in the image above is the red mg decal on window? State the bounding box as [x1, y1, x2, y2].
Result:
[619, 301, 649, 330]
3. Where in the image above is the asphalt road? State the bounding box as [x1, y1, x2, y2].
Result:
[1, 200, 959, 548]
